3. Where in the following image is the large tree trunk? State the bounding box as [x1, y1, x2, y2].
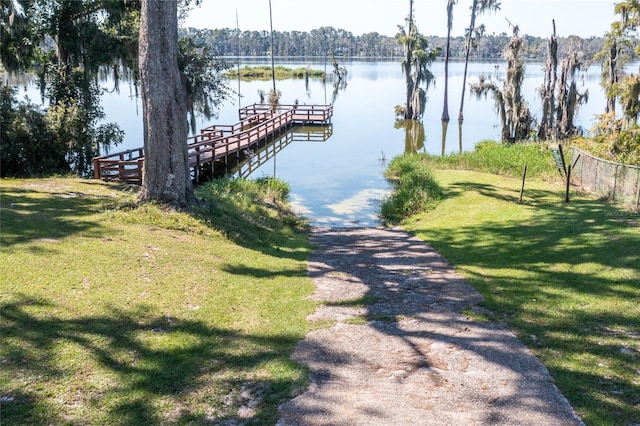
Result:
[138, 0, 192, 207]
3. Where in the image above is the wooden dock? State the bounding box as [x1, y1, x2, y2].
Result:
[93, 103, 333, 184]
[233, 125, 333, 179]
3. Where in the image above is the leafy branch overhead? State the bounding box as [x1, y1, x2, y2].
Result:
[1, 0, 231, 179]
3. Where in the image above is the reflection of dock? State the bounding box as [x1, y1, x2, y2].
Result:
[231, 125, 333, 179]
[92, 104, 332, 184]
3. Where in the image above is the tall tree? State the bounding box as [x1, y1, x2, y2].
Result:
[471, 26, 532, 143]
[619, 71, 640, 125]
[0, 0, 38, 73]
[538, 22, 589, 141]
[268, 0, 276, 93]
[441, 0, 456, 153]
[457, 0, 501, 147]
[556, 47, 589, 139]
[1, 0, 229, 180]
[596, 0, 640, 128]
[396, 0, 440, 120]
[138, 0, 191, 206]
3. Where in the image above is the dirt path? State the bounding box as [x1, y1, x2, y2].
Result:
[277, 227, 584, 425]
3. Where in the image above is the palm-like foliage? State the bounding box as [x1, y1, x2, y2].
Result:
[396, 6, 440, 120]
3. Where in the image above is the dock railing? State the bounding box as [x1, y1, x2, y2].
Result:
[93, 104, 333, 183]
[93, 148, 145, 183]
[239, 103, 332, 124]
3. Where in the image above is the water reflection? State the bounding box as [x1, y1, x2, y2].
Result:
[395, 119, 426, 154]
[224, 125, 334, 179]
[329, 76, 348, 104]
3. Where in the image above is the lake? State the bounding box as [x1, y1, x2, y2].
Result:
[13, 59, 635, 226]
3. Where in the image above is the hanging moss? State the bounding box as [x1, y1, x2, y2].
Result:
[471, 26, 533, 143]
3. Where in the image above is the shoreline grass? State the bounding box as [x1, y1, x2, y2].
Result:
[420, 140, 560, 180]
[384, 144, 639, 425]
[1, 177, 315, 424]
[381, 154, 443, 223]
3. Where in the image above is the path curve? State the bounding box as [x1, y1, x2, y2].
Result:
[277, 226, 584, 426]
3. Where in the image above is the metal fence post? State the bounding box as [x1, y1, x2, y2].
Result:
[636, 168, 640, 211]
[613, 164, 619, 202]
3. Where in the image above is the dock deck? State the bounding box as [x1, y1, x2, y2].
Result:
[93, 103, 332, 184]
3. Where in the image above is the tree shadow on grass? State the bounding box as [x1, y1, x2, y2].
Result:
[193, 184, 312, 262]
[428, 180, 639, 293]
[1, 295, 307, 425]
[407, 180, 640, 423]
[0, 186, 111, 248]
[1, 179, 310, 263]
[220, 263, 309, 280]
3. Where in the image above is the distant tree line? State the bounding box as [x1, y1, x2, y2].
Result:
[181, 26, 634, 62]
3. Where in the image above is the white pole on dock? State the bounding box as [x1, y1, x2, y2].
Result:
[236, 9, 241, 108]
[269, 0, 276, 93]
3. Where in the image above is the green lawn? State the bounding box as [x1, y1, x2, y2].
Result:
[0, 178, 315, 425]
[2, 152, 639, 425]
[401, 168, 640, 425]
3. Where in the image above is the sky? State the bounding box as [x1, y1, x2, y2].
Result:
[184, 0, 618, 38]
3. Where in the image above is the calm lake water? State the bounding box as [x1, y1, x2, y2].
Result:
[13, 59, 637, 226]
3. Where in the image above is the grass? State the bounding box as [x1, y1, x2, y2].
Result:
[0, 177, 316, 425]
[381, 154, 443, 223]
[385, 144, 640, 425]
[421, 140, 559, 180]
[225, 65, 326, 81]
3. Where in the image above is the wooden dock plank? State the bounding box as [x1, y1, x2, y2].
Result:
[93, 104, 332, 183]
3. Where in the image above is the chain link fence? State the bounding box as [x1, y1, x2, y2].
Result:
[571, 147, 640, 210]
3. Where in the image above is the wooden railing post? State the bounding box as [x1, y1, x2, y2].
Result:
[118, 153, 125, 181]
[93, 158, 101, 179]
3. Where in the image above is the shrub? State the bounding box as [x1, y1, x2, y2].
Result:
[572, 127, 640, 166]
[381, 154, 442, 224]
[0, 86, 68, 177]
[255, 176, 290, 201]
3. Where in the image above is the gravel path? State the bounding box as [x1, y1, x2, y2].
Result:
[277, 226, 584, 426]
